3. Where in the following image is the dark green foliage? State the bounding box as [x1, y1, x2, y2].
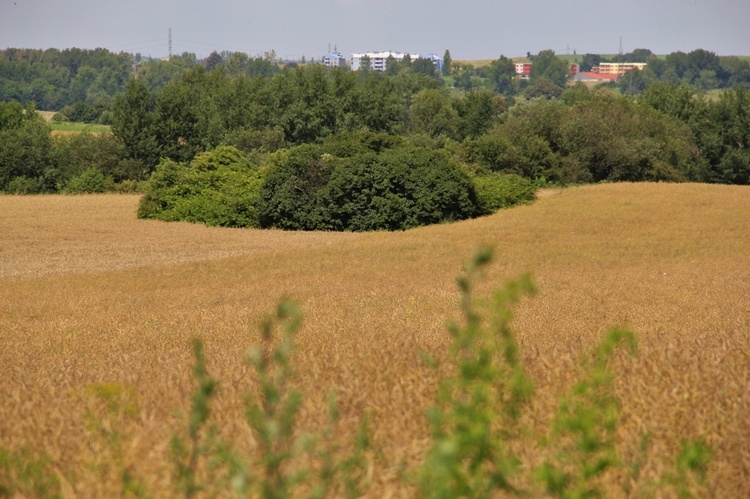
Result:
[473, 173, 536, 215]
[320, 130, 404, 157]
[0, 47, 131, 110]
[524, 77, 564, 100]
[706, 86, 750, 184]
[348, 73, 404, 134]
[411, 57, 438, 77]
[463, 99, 567, 181]
[464, 93, 704, 184]
[63, 168, 111, 194]
[273, 65, 340, 143]
[0, 101, 52, 192]
[56, 100, 109, 124]
[155, 67, 224, 164]
[4, 175, 45, 194]
[51, 133, 136, 185]
[529, 50, 570, 87]
[484, 55, 517, 95]
[561, 83, 593, 106]
[579, 54, 602, 72]
[442, 50, 452, 77]
[224, 127, 287, 154]
[6, 44, 750, 201]
[618, 67, 656, 96]
[111, 78, 160, 173]
[256, 145, 338, 230]
[453, 89, 506, 139]
[558, 93, 703, 182]
[408, 88, 458, 138]
[258, 143, 480, 231]
[138, 145, 264, 227]
[638, 82, 750, 184]
[329, 147, 480, 231]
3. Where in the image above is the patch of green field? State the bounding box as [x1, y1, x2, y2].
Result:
[49, 122, 112, 134]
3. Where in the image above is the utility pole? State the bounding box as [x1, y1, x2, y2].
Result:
[169, 28, 173, 59]
[619, 36, 623, 61]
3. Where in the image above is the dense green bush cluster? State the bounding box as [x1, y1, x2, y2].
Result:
[462, 93, 705, 184]
[473, 173, 537, 214]
[0, 101, 145, 194]
[258, 141, 479, 231]
[138, 136, 493, 231]
[138, 146, 265, 227]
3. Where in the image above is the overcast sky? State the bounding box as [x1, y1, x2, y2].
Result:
[1, 0, 747, 60]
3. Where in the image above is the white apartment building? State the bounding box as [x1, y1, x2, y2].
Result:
[350, 51, 443, 73]
[597, 62, 647, 76]
[323, 51, 347, 69]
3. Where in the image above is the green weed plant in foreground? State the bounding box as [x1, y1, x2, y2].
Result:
[0, 248, 712, 497]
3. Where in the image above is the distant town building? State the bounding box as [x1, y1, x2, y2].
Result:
[515, 62, 532, 78]
[350, 51, 443, 73]
[596, 62, 647, 76]
[424, 53, 444, 73]
[514, 62, 580, 78]
[323, 51, 347, 69]
[572, 71, 618, 83]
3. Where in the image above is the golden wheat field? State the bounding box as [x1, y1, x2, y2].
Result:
[1, 183, 749, 497]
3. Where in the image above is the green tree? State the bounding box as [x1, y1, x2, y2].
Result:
[708, 86, 750, 184]
[68, 65, 98, 103]
[359, 55, 371, 75]
[273, 65, 339, 143]
[204, 51, 223, 72]
[349, 74, 403, 134]
[51, 133, 132, 186]
[0, 101, 52, 192]
[111, 78, 159, 176]
[523, 77, 564, 100]
[326, 146, 479, 231]
[383, 54, 400, 76]
[225, 52, 250, 76]
[485, 55, 516, 95]
[720, 57, 750, 87]
[580, 53, 603, 72]
[559, 92, 703, 182]
[442, 49, 452, 77]
[684, 49, 721, 85]
[412, 58, 437, 77]
[138, 145, 265, 227]
[529, 50, 569, 87]
[155, 67, 224, 163]
[257, 144, 337, 230]
[258, 142, 479, 231]
[618, 67, 654, 96]
[408, 88, 458, 138]
[454, 89, 505, 139]
[451, 62, 476, 91]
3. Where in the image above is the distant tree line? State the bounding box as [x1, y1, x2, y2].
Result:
[0, 48, 282, 123]
[4, 46, 748, 113]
